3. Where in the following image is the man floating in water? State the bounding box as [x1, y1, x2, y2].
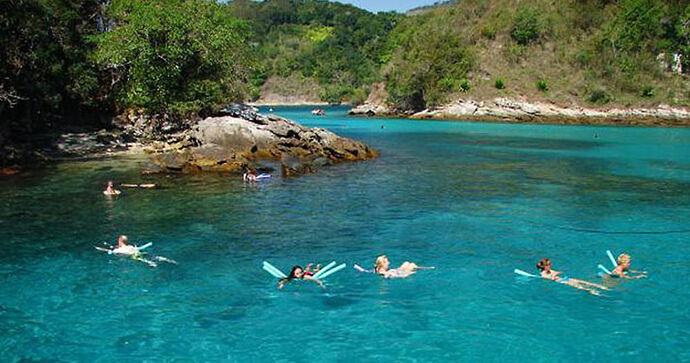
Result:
[95, 235, 177, 268]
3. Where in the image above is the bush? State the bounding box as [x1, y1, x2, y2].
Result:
[494, 78, 505, 89]
[460, 79, 472, 92]
[438, 77, 457, 92]
[511, 7, 544, 45]
[480, 25, 496, 40]
[640, 85, 655, 97]
[536, 79, 549, 92]
[588, 88, 612, 104]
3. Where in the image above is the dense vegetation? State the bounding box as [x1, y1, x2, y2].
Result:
[1, 0, 688, 152]
[226, 0, 401, 104]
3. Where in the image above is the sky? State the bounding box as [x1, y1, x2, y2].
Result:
[332, 0, 441, 13]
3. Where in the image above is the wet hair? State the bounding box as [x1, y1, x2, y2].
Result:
[374, 255, 388, 273]
[617, 254, 631, 266]
[288, 265, 303, 279]
[536, 258, 551, 271]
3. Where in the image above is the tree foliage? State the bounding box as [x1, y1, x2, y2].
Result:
[91, 0, 254, 113]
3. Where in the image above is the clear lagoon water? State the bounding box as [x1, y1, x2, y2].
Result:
[1, 106, 689, 361]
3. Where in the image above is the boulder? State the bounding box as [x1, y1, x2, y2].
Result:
[150, 104, 378, 175]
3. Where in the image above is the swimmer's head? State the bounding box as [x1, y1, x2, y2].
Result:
[536, 258, 552, 271]
[375, 255, 389, 272]
[617, 254, 631, 267]
[289, 265, 304, 279]
[117, 235, 129, 246]
[107, 181, 114, 188]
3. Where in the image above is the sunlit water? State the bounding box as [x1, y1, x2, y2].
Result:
[1, 106, 689, 361]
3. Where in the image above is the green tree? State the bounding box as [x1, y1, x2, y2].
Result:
[91, 0, 255, 113]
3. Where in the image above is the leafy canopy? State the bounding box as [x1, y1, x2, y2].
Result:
[91, 0, 254, 113]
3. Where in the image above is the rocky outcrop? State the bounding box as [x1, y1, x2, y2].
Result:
[348, 83, 393, 116]
[410, 98, 690, 126]
[150, 104, 378, 174]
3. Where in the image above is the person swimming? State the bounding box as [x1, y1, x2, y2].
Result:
[243, 168, 258, 183]
[537, 258, 608, 295]
[103, 181, 121, 196]
[99, 235, 177, 267]
[374, 255, 428, 279]
[111, 235, 138, 255]
[278, 265, 325, 289]
[610, 254, 647, 279]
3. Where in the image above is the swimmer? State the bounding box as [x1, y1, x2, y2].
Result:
[111, 235, 139, 256]
[278, 265, 325, 289]
[537, 258, 608, 295]
[101, 235, 177, 267]
[243, 168, 258, 183]
[103, 181, 121, 196]
[610, 254, 647, 279]
[374, 255, 431, 279]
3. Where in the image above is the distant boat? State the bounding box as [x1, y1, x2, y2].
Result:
[311, 109, 326, 116]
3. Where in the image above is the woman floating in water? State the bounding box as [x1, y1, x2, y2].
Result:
[103, 181, 121, 196]
[610, 254, 647, 279]
[278, 265, 324, 289]
[537, 258, 608, 295]
[373, 255, 433, 279]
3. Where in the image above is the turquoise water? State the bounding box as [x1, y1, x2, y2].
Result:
[1, 106, 690, 361]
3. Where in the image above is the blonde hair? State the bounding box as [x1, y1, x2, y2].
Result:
[374, 255, 388, 272]
[617, 253, 631, 266]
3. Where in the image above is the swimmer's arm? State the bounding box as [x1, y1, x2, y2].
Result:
[303, 275, 325, 288]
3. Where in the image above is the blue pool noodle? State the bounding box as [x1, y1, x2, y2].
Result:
[138, 242, 153, 251]
[514, 268, 539, 278]
[263, 261, 287, 279]
[313, 261, 336, 279]
[607, 250, 617, 268]
[316, 264, 346, 279]
[598, 264, 613, 275]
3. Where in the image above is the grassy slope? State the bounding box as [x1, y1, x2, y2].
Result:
[383, 0, 689, 110]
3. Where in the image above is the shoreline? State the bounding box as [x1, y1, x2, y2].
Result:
[349, 97, 690, 128]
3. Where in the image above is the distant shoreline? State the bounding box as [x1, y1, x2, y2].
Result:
[349, 98, 690, 128]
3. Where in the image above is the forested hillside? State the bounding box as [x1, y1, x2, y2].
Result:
[227, 0, 401, 104]
[1, 0, 688, 151]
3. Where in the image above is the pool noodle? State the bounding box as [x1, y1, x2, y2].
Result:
[263, 261, 287, 278]
[598, 264, 613, 275]
[514, 268, 539, 278]
[353, 264, 374, 273]
[312, 261, 336, 279]
[606, 250, 617, 268]
[138, 242, 153, 251]
[316, 264, 346, 279]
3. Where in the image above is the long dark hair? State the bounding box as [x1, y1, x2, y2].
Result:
[279, 265, 303, 285]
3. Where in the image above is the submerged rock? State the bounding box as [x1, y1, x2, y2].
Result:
[150, 104, 378, 174]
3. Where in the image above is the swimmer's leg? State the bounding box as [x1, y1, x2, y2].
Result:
[571, 279, 609, 290]
[564, 280, 601, 295]
[153, 256, 178, 265]
[133, 255, 158, 267]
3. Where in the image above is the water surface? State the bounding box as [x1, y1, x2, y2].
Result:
[1, 106, 689, 361]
